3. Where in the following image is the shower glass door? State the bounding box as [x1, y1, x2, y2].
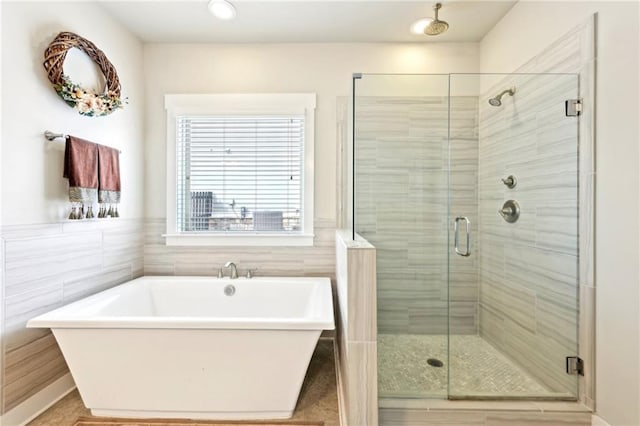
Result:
[448, 73, 580, 399]
[353, 72, 580, 402]
[353, 74, 451, 399]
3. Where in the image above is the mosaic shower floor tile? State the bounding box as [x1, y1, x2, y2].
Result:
[378, 334, 566, 398]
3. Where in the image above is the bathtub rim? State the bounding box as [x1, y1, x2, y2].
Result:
[27, 275, 335, 331]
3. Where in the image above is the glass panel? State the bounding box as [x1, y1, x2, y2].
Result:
[448, 73, 579, 399]
[354, 74, 451, 399]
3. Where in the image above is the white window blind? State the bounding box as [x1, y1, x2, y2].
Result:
[176, 115, 304, 234]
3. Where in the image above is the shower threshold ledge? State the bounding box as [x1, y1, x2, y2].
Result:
[379, 398, 592, 413]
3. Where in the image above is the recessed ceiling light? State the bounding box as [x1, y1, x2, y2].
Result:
[208, 0, 236, 20]
[410, 18, 434, 35]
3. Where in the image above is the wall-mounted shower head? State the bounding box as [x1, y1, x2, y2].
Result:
[488, 87, 516, 107]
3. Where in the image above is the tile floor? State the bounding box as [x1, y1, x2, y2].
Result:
[378, 334, 572, 399]
[28, 339, 339, 426]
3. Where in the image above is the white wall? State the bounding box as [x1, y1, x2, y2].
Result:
[0, 1, 145, 226]
[144, 42, 479, 223]
[481, 2, 640, 425]
[0, 1, 145, 421]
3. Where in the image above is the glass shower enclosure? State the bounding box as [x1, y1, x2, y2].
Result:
[352, 73, 580, 400]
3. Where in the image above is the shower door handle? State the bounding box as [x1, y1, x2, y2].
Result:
[454, 217, 471, 257]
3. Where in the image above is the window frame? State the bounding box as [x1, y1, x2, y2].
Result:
[164, 93, 316, 246]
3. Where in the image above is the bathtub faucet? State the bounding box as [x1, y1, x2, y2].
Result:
[224, 261, 239, 279]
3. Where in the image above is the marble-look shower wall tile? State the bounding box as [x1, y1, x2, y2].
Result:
[479, 304, 503, 346]
[478, 72, 581, 393]
[0, 219, 144, 414]
[356, 96, 479, 335]
[477, 18, 594, 398]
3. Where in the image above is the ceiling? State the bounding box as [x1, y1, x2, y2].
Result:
[98, 0, 517, 43]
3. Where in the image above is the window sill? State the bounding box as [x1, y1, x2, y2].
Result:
[162, 233, 314, 247]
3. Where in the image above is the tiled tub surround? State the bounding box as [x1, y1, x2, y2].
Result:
[0, 215, 333, 422]
[144, 218, 336, 278]
[0, 219, 144, 414]
[355, 95, 479, 336]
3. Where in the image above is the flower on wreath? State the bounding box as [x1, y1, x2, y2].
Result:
[53, 75, 127, 117]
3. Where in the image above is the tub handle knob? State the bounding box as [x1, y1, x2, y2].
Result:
[246, 268, 258, 279]
[217, 268, 224, 279]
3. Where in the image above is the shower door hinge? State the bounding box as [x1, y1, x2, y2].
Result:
[565, 99, 582, 117]
[566, 356, 584, 376]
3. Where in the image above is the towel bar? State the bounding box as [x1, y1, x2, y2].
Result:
[44, 131, 122, 153]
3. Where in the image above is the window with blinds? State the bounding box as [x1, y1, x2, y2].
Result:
[176, 115, 305, 234]
[165, 93, 315, 246]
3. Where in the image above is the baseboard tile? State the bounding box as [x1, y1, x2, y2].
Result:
[1, 373, 75, 426]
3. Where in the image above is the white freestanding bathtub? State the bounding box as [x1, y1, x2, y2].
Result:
[27, 276, 335, 420]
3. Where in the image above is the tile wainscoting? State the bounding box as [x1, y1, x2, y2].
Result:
[144, 218, 336, 278]
[0, 217, 335, 423]
[0, 219, 144, 415]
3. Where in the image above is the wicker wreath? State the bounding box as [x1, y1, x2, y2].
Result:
[43, 32, 125, 117]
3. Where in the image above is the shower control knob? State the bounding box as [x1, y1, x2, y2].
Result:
[498, 200, 520, 223]
[501, 175, 517, 188]
[500, 206, 514, 215]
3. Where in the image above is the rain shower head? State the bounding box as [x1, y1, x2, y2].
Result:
[488, 87, 516, 107]
[425, 3, 449, 36]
